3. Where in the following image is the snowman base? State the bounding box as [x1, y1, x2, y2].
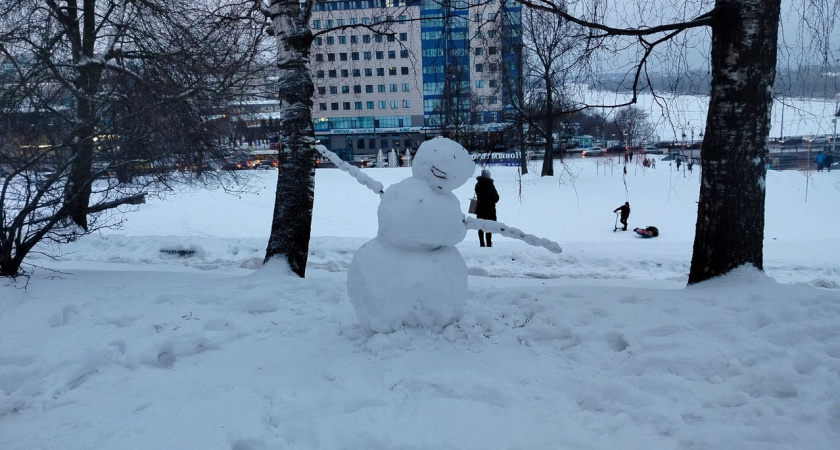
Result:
[347, 238, 468, 333]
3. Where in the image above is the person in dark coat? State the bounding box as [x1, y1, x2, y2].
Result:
[613, 201, 630, 231]
[474, 168, 499, 247]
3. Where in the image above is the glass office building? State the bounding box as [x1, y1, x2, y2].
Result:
[310, 0, 521, 158]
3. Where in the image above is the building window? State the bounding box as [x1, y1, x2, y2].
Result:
[343, 102, 351, 110]
[376, 68, 385, 76]
[374, 35, 383, 43]
[355, 101, 363, 110]
[489, 46, 498, 55]
[390, 84, 398, 92]
[401, 67, 409, 75]
[354, 85, 362, 93]
[365, 85, 374, 93]
[353, 69, 361, 77]
[337, 19, 345, 26]
[362, 18, 370, 25]
[387, 35, 395, 42]
[402, 83, 410, 92]
[474, 14, 482, 22]
[400, 50, 409, 58]
[339, 53, 348, 61]
[351, 52, 359, 61]
[340, 69, 349, 77]
[489, 79, 498, 88]
[312, 20, 321, 29]
[328, 53, 336, 62]
[489, 96, 498, 104]
[341, 85, 350, 94]
[328, 69, 337, 78]
[316, 70, 325, 78]
[388, 50, 396, 59]
[378, 100, 386, 109]
[350, 18, 358, 25]
[366, 101, 375, 109]
[325, 19, 334, 27]
[318, 86, 326, 95]
[390, 100, 398, 109]
[377, 84, 385, 92]
[363, 34, 371, 43]
[331, 102, 339, 110]
[351, 35, 358, 44]
[329, 86, 338, 94]
[376, 51, 384, 60]
[475, 48, 483, 56]
[389, 67, 397, 75]
[365, 68, 373, 76]
[475, 64, 483, 73]
[319, 103, 327, 110]
[399, 32, 408, 41]
[326, 36, 334, 45]
[314, 37, 322, 46]
[338, 36, 347, 44]
[402, 99, 410, 108]
[364, 51, 372, 60]
[475, 80, 483, 88]
[315, 54, 324, 62]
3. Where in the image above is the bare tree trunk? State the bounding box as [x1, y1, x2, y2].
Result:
[541, 72, 554, 176]
[688, 0, 780, 284]
[264, 0, 317, 277]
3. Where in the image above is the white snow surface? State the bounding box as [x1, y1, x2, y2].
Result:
[2, 157, 840, 449]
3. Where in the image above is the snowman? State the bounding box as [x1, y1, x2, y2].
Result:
[316, 137, 561, 333]
[346, 137, 475, 332]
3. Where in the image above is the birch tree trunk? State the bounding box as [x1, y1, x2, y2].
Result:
[688, 0, 780, 284]
[264, 0, 317, 277]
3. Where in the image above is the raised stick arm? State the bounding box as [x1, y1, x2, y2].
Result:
[316, 145, 384, 195]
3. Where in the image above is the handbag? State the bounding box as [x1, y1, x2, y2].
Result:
[468, 197, 478, 214]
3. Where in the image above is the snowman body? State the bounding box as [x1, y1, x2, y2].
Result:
[347, 138, 475, 333]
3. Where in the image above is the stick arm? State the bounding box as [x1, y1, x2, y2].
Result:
[315, 145, 384, 195]
[464, 216, 563, 254]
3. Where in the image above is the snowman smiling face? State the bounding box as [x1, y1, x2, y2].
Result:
[412, 137, 475, 193]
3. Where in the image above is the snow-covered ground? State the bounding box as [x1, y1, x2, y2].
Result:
[2, 156, 839, 449]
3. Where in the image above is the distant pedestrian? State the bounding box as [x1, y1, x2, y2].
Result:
[688, 160, 693, 172]
[676, 156, 682, 170]
[613, 202, 630, 231]
[824, 153, 833, 172]
[475, 169, 499, 247]
[815, 152, 825, 172]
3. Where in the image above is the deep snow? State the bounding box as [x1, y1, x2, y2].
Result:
[1, 155, 839, 449]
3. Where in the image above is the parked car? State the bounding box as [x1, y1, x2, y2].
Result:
[581, 147, 606, 157]
[606, 144, 626, 153]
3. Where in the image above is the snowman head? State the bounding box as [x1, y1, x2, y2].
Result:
[411, 137, 475, 192]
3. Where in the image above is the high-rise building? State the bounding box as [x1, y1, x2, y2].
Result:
[310, 0, 521, 159]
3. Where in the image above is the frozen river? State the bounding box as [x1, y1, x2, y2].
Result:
[578, 89, 840, 143]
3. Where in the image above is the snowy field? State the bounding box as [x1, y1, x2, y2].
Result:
[2, 156, 840, 449]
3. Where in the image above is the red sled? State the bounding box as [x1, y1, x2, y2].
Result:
[634, 226, 659, 238]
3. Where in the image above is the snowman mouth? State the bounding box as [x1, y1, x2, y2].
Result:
[431, 166, 448, 179]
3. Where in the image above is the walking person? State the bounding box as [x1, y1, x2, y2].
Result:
[825, 153, 834, 172]
[474, 168, 499, 247]
[815, 152, 825, 172]
[613, 202, 630, 231]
